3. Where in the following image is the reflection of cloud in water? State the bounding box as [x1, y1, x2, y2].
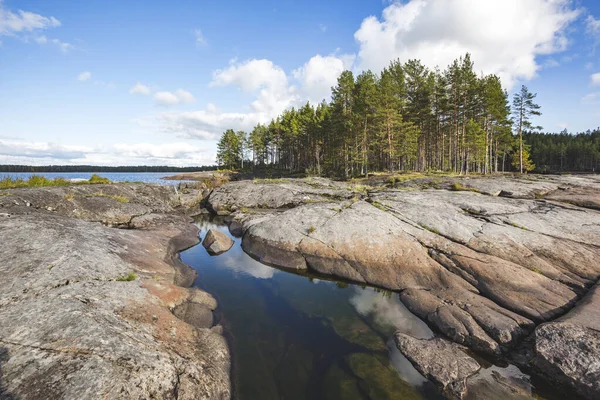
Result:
[220, 250, 276, 279]
[349, 287, 433, 339]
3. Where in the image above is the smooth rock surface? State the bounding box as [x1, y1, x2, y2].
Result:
[207, 175, 600, 395]
[394, 333, 481, 398]
[0, 184, 230, 399]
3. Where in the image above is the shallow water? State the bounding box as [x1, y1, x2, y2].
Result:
[181, 217, 560, 400]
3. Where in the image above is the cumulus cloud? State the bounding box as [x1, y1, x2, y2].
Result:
[210, 58, 288, 92]
[153, 89, 196, 106]
[154, 91, 181, 106]
[293, 53, 355, 104]
[175, 89, 195, 103]
[354, 0, 581, 88]
[156, 107, 263, 140]
[591, 73, 600, 86]
[77, 71, 91, 81]
[0, 2, 61, 36]
[129, 82, 151, 95]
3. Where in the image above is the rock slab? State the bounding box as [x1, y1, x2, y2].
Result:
[203, 229, 234, 255]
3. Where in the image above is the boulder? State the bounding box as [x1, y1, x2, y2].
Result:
[394, 333, 481, 398]
[203, 229, 234, 255]
[533, 282, 600, 399]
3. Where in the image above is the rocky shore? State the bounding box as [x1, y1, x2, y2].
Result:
[1, 173, 599, 399]
[0, 183, 230, 399]
[206, 174, 600, 399]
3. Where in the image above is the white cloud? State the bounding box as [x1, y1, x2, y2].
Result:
[156, 107, 263, 140]
[591, 73, 600, 86]
[154, 91, 181, 106]
[0, 139, 215, 167]
[113, 142, 207, 159]
[293, 53, 355, 104]
[0, 139, 92, 159]
[77, 71, 91, 81]
[586, 62, 594, 70]
[586, 15, 600, 38]
[194, 28, 207, 46]
[51, 38, 73, 52]
[582, 92, 600, 104]
[175, 89, 195, 103]
[0, 2, 61, 36]
[153, 89, 196, 106]
[129, 82, 151, 95]
[211, 59, 288, 92]
[354, 0, 581, 88]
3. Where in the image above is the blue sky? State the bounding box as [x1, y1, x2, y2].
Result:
[1, 0, 600, 166]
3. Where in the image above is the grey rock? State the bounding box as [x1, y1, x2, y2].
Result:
[206, 179, 357, 215]
[394, 333, 481, 398]
[202, 229, 234, 255]
[0, 184, 230, 399]
[533, 282, 600, 399]
[207, 174, 600, 393]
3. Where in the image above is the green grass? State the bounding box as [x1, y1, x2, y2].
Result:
[91, 191, 129, 203]
[420, 224, 440, 235]
[116, 272, 137, 281]
[370, 201, 388, 212]
[449, 182, 481, 193]
[307, 225, 316, 234]
[509, 221, 530, 231]
[253, 178, 290, 184]
[0, 174, 112, 190]
[88, 174, 110, 184]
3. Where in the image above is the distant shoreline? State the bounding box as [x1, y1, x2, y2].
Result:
[0, 165, 218, 173]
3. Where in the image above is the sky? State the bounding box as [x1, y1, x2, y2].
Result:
[1, 0, 600, 167]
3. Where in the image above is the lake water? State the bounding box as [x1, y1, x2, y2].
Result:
[181, 217, 564, 400]
[0, 172, 179, 184]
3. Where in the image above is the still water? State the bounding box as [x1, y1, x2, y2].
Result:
[181, 217, 561, 400]
[0, 172, 178, 184]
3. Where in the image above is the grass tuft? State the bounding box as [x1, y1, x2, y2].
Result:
[0, 174, 111, 190]
[116, 272, 137, 281]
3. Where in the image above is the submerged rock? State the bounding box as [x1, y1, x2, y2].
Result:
[202, 229, 234, 255]
[394, 333, 481, 398]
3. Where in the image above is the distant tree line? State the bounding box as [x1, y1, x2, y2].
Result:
[0, 165, 218, 173]
[217, 53, 552, 177]
[525, 129, 600, 173]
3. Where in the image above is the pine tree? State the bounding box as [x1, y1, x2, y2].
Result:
[512, 85, 542, 173]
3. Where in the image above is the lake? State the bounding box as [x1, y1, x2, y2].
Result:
[0, 172, 179, 184]
[181, 216, 561, 400]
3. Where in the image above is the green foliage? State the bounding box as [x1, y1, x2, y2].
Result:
[307, 226, 316, 234]
[0, 174, 113, 190]
[116, 272, 137, 281]
[214, 52, 529, 177]
[525, 129, 600, 172]
[89, 174, 110, 184]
